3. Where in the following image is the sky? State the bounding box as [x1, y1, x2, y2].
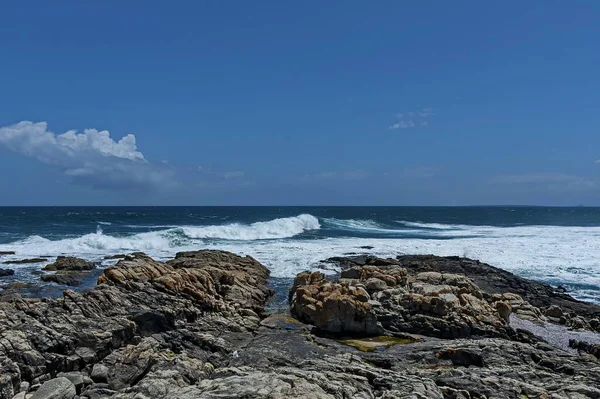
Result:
[1, 1, 599, 206]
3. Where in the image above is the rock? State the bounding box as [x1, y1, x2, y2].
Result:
[365, 277, 387, 292]
[545, 305, 564, 318]
[55, 373, 85, 394]
[291, 266, 517, 339]
[2, 259, 47, 265]
[30, 378, 75, 399]
[328, 255, 600, 321]
[79, 386, 116, 399]
[495, 301, 512, 321]
[90, 364, 108, 383]
[40, 272, 86, 287]
[259, 314, 307, 331]
[43, 257, 94, 272]
[0, 252, 16, 256]
[290, 271, 384, 336]
[2, 251, 600, 399]
[18, 382, 28, 393]
[0, 269, 14, 277]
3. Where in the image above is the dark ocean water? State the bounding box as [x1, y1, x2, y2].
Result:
[1, 206, 600, 303]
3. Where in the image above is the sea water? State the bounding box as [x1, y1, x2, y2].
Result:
[1, 206, 599, 303]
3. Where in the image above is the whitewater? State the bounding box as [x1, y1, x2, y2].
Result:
[1, 210, 600, 303]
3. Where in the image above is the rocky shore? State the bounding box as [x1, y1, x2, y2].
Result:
[1, 251, 599, 398]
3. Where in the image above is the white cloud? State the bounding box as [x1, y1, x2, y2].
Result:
[595, 160, 600, 164]
[0, 121, 173, 191]
[388, 120, 416, 130]
[388, 108, 433, 130]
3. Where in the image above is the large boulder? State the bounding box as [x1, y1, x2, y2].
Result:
[290, 265, 520, 339]
[290, 271, 383, 336]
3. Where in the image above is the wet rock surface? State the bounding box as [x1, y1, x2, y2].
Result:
[43, 257, 95, 271]
[39, 257, 99, 287]
[0, 252, 598, 398]
[0, 269, 14, 278]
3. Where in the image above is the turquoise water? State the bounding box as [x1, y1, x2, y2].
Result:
[1, 206, 600, 303]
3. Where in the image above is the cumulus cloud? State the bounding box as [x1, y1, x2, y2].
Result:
[0, 121, 173, 191]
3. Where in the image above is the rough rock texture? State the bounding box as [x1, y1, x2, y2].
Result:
[330, 255, 600, 318]
[0, 251, 272, 398]
[43, 257, 95, 271]
[1, 252, 599, 399]
[30, 377, 76, 399]
[38, 257, 98, 287]
[290, 265, 522, 339]
[290, 271, 384, 336]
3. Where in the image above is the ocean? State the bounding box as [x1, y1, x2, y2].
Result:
[1, 206, 600, 304]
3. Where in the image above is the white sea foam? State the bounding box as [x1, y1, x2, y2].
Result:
[325, 218, 480, 237]
[396, 220, 465, 229]
[324, 218, 407, 234]
[180, 214, 320, 240]
[1, 217, 600, 302]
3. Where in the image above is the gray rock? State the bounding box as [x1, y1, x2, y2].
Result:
[30, 378, 75, 399]
[0, 268, 14, 277]
[40, 272, 86, 287]
[89, 365, 108, 384]
[18, 382, 29, 393]
[43, 257, 94, 271]
[56, 373, 85, 394]
[2, 251, 600, 399]
[545, 305, 564, 318]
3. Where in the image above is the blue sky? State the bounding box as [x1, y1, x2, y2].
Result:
[1, 1, 599, 205]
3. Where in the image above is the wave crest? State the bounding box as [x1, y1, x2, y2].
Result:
[179, 214, 320, 240]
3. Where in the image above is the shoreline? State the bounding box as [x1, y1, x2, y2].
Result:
[0, 251, 599, 398]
